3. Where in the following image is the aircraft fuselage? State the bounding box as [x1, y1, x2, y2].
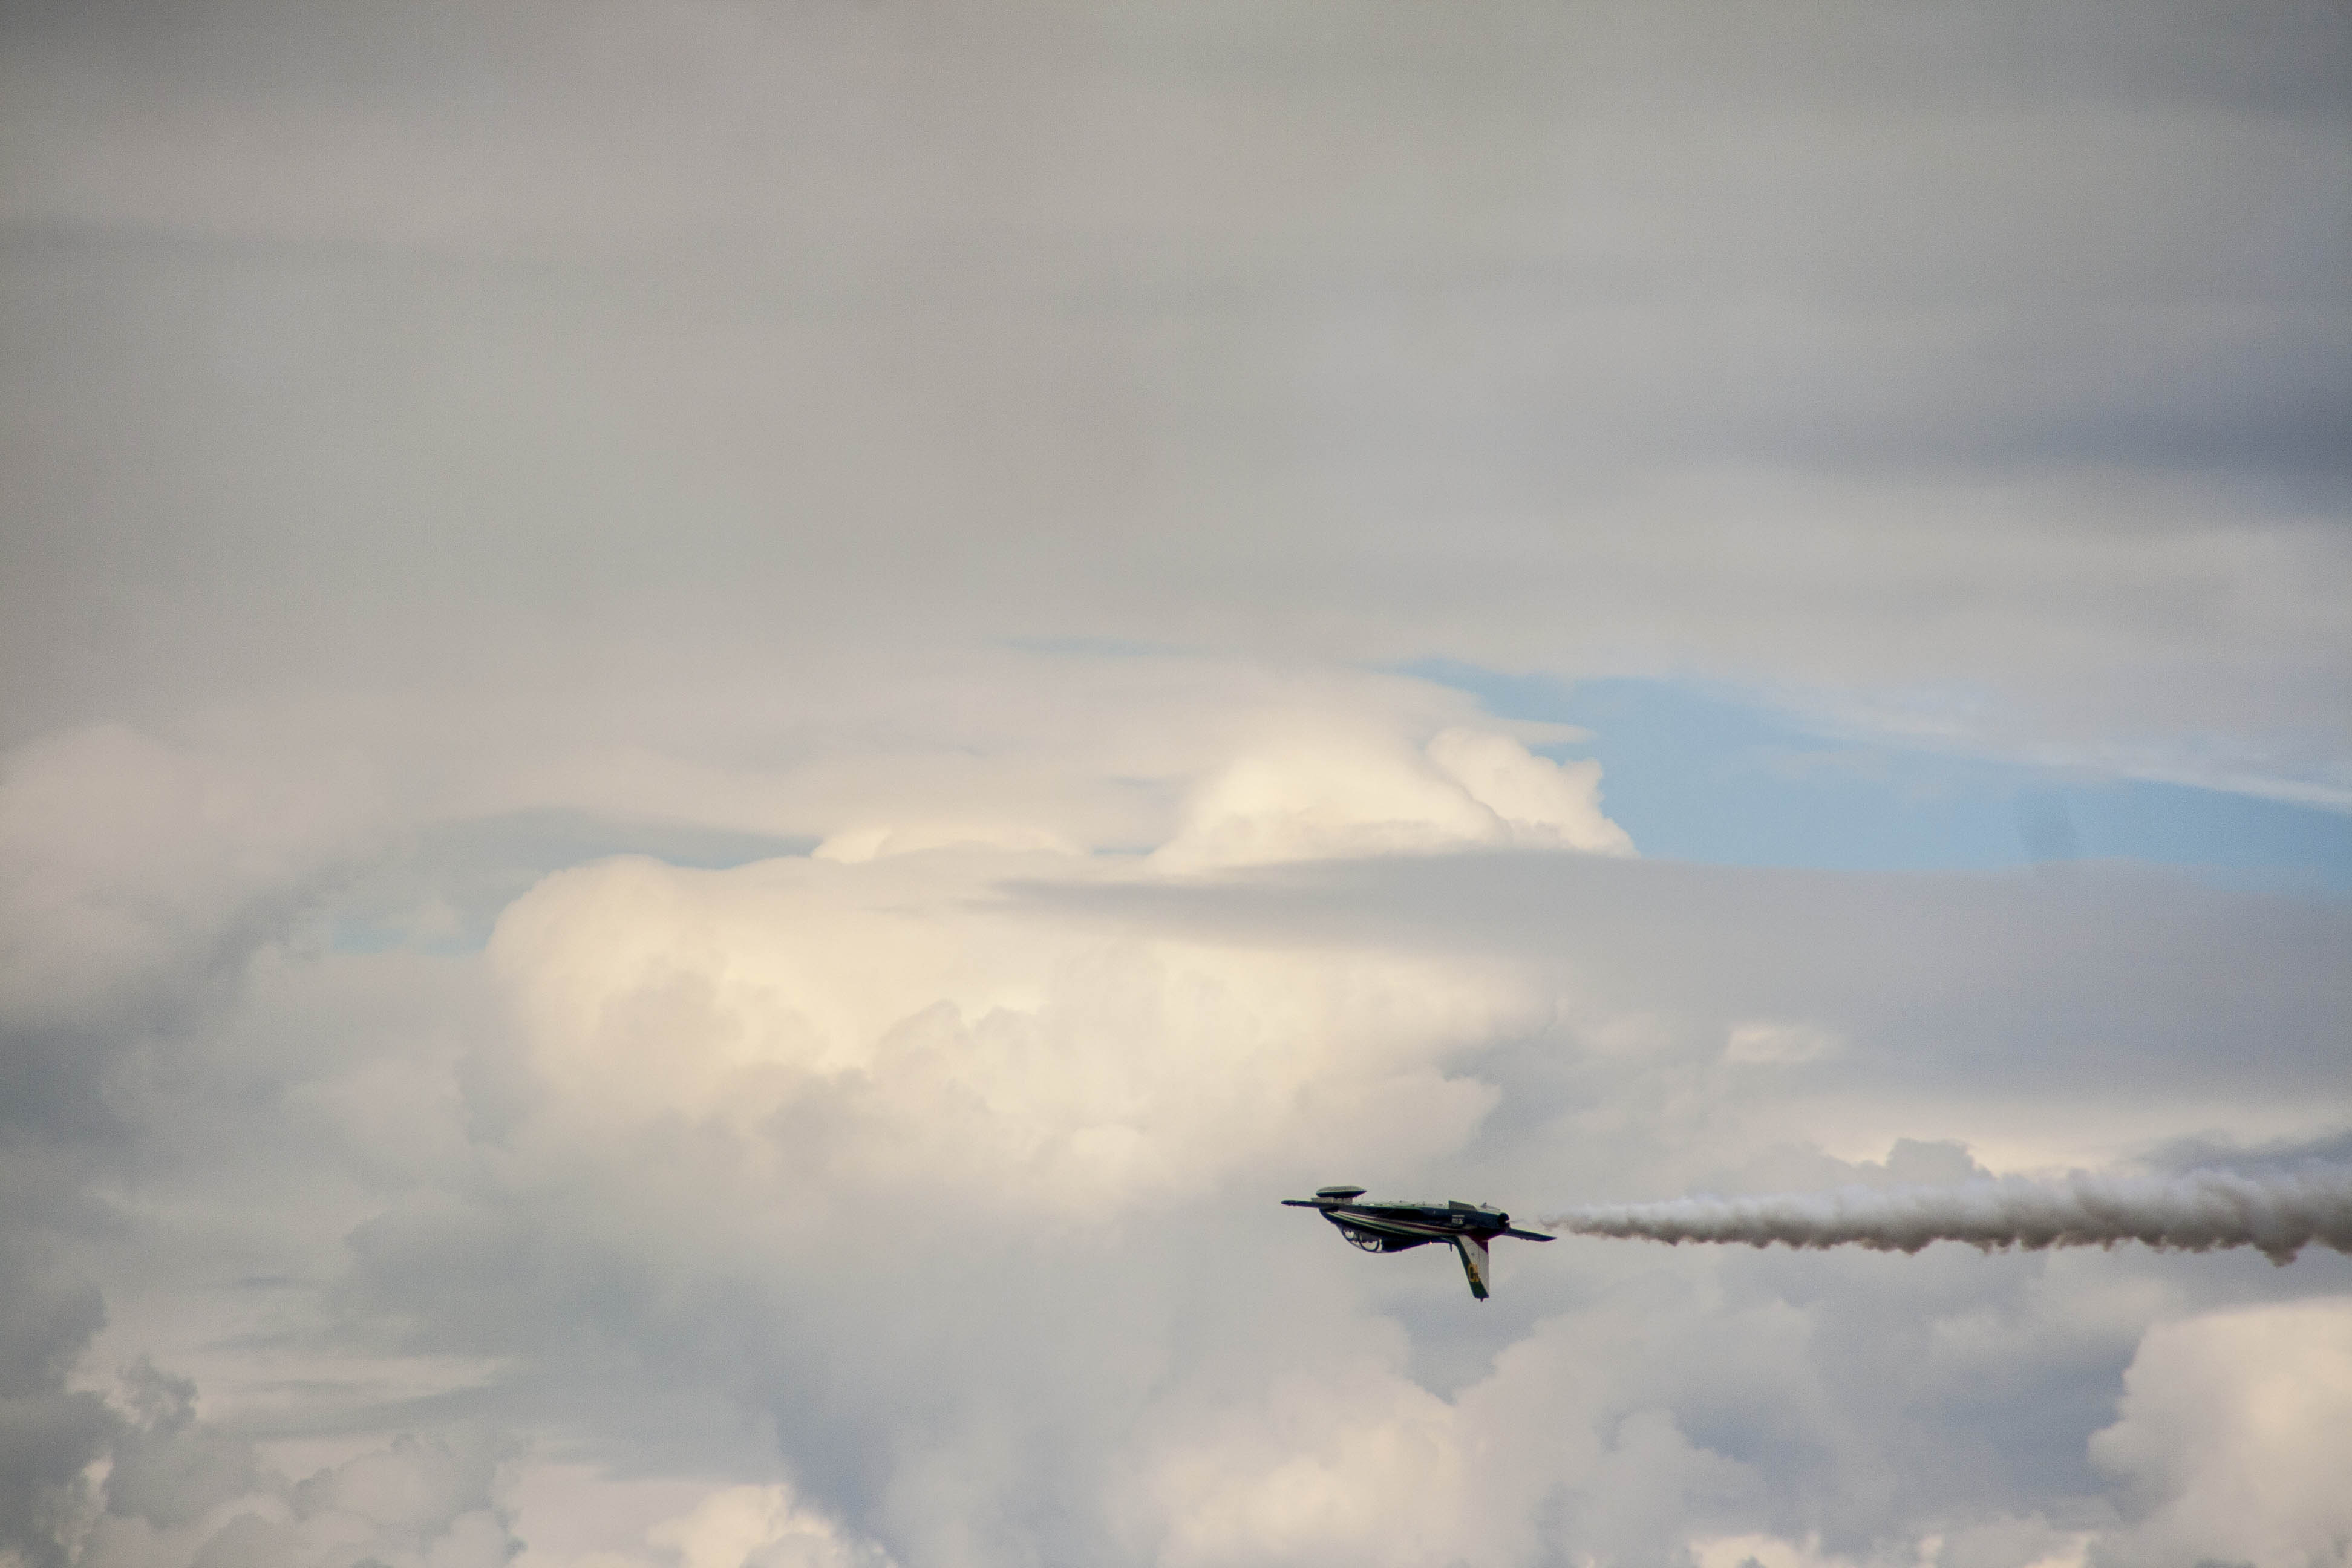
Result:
[1282, 1186, 1552, 1299]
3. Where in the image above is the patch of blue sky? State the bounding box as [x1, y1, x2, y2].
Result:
[324, 917, 485, 959]
[1403, 660, 2352, 897]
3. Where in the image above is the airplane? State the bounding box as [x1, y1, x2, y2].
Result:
[1282, 1184, 1552, 1299]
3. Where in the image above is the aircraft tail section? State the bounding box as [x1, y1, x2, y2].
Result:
[1454, 1235, 1491, 1299]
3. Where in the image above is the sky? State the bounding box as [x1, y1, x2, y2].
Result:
[2, 2, 2350, 1566]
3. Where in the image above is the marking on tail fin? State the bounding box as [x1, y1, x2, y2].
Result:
[1455, 1235, 1491, 1299]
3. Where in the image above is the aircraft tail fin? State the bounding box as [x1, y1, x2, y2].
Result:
[1454, 1235, 1491, 1300]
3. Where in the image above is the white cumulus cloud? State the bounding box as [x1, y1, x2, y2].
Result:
[487, 841, 1537, 1215]
[1152, 725, 1632, 872]
[2089, 1296, 2352, 1568]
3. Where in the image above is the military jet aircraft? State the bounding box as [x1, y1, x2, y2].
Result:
[1282, 1185, 1552, 1299]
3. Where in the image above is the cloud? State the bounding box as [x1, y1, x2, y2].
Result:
[1024, 852, 2352, 1169]
[639, 1483, 897, 1568]
[1725, 1022, 1841, 1068]
[1687, 1525, 2096, 1568]
[2088, 1297, 2352, 1568]
[486, 836, 1537, 1212]
[1124, 1315, 1754, 1568]
[5, 706, 2339, 1568]
[0, 727, 370, 1022]
[276, 753, 2343, 1564]
[0, 1285, 517, 1568]
[72, 1402, 520, 1568]
[4, 3, 2347, 795]
[0, 725, 376, 1131]
[1151, 724, 1633, 871]
[0, 1239, 116, 1568]
[0, 3, 2347, 1564]
[101, 1360, 259, 1530]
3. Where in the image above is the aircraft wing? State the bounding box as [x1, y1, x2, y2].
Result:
[1453, 1235, 1492, 1299]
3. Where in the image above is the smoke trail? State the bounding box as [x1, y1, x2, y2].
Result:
[1543, 1165, 2352, 1264]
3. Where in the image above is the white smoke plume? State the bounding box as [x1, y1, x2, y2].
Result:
[1543, 1165, 2352, 1265]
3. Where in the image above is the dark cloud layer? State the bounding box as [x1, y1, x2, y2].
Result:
[0, 1241, 115, 1568]
[1017, 853, 2352, 1110]
[4, 0, 2348, 788]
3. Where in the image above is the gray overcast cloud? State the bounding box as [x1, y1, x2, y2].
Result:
[3, 3, 2350, 1567]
